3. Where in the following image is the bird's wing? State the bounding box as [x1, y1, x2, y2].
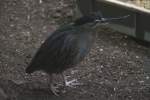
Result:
[28, 29, 78, 70]
[58, 32, 79, 66]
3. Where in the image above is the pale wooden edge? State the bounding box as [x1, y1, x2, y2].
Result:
[97, 0, 150, 14]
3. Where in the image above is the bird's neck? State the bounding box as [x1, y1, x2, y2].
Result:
[75, 24, 96, 32]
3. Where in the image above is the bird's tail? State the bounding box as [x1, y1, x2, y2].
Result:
[25, 64, 35, 74]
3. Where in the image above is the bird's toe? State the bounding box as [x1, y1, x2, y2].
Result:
[49, 84, 60, 96]
[65, 79, 82, 88]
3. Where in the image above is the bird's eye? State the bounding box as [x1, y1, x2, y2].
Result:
[95, 19, 100, 22]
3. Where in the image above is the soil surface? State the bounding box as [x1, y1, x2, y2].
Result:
[0, 0, 150, 100]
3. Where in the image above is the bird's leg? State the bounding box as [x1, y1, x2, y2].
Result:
[61, 73, 81, 88]
[48, 74, 60, 96]
[61, 73, 67, 86]
[0, 88, 7, 99]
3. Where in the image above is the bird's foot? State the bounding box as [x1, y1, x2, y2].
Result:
[50, 84, 60, 96]
[65, 79, 81, 88]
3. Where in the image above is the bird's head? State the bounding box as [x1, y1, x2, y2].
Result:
[73, 11, 103, 27]
[73, 11, 130, 28]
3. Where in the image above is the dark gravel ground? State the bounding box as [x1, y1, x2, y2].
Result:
[0, 0, 150, 100]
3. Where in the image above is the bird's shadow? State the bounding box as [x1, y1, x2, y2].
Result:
[18, 82, 69, 100]
[17, 88, 63, 100]
[0, 78, 70, 100]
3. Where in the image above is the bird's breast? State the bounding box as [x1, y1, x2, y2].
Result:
[75, 32, 94, 62]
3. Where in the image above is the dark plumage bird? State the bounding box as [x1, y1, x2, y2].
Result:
[25, 12, 129, 95]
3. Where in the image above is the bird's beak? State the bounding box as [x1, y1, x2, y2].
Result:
[95, 15, 130, 23]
